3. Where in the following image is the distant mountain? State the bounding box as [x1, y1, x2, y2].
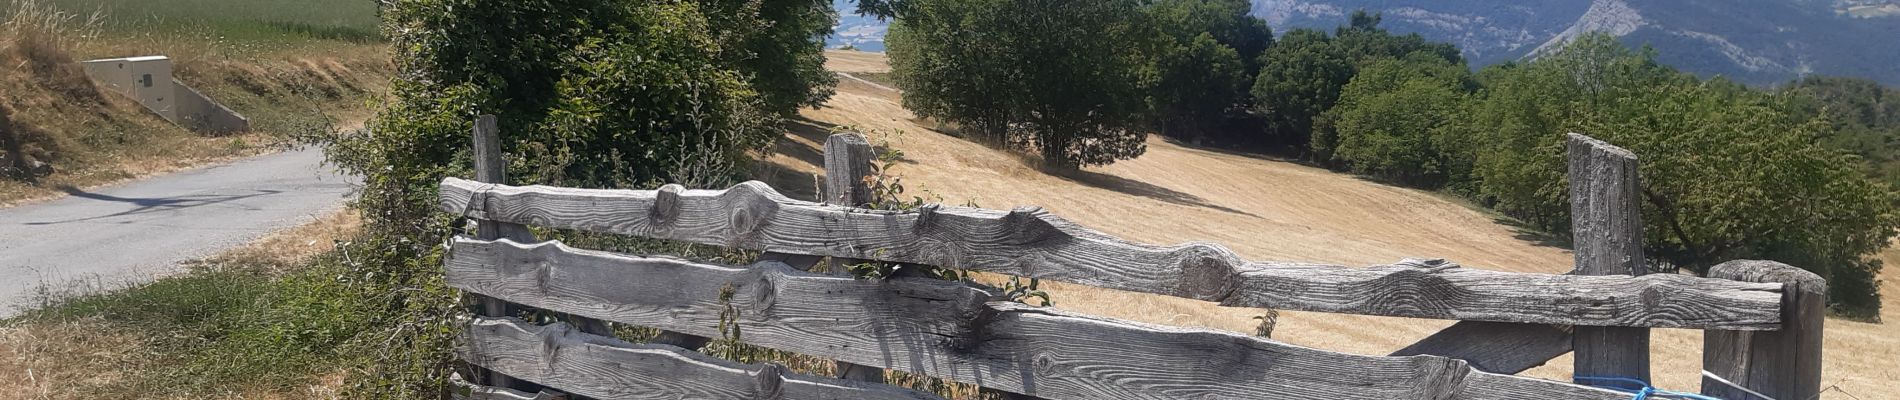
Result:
[824, 0, 1900, 85]
[1258, 0, 1900, 85]
[828, 0, 887, 52]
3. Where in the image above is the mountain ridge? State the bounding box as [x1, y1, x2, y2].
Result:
[827, 0, 1900, 85]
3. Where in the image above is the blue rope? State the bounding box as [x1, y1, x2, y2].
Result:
[1574, 376, 1727, 400]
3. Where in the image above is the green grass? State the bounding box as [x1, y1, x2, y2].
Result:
[35, 0, 380, 43]
[10, 259, 380, 397]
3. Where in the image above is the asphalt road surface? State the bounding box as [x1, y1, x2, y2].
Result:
[0, 147, 356, 316]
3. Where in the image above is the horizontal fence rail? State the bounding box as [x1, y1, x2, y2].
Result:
[441, 125, 1824, 400]
[446, 237, 1628, 399]
[439, 177, 1787, 330]
[460, 317, 944, 400]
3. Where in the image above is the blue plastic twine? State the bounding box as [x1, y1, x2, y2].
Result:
[1573, 376, 1726, 400]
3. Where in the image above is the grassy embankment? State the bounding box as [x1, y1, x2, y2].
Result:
[1, 0, 391, 398]
[0, 0, 387, 206]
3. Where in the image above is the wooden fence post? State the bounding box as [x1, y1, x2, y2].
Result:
[469, 115, 524, 389]
[1702, 260, 1825, 400]
[1565, 133, 1650, 386]
[819, 132, 887, 383]
[472, 115, 615, 387]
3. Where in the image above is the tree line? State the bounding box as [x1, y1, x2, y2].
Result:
[880, 4, 1898, 317]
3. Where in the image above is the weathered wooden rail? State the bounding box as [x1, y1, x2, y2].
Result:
[443, 116, 1824, 399]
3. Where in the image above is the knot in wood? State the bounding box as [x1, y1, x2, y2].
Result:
[1176, 244, 1241, 301]
[953, 305, 1006, 353]
[1034, 353, 1059, 378]
[651, 184, 685, 224]
[747, 270, 780, 321]
[724, 183, 782, 240]
[539, 323, 571, 373]
[751, 363, 787, 399]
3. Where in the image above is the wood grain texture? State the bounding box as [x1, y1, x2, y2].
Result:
[819, 133, 886, 383]
[446, 238, 1627, 399]
[436, 178, 1786, 330]
[451, 376, 567, 400]
[1390, 321, 1572, 374]
[471, 115, 536, 244]
[1565, 133, 1650, 383]
[822, 133, 875, 207]
[470, 114, 529, 389]
[1701, 260, 1825, 400]
[462, 317, 944, 400]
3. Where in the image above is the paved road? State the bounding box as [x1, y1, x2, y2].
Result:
[0, 147, 356, 316]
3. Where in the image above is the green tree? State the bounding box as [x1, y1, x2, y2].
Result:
[1458, 35, 1678, 231]
[697, 0, 839, 115]
[888, 0, 1154, 169]
[1779, 76, 1900, 188]
[1250, 10, 1462, 157]
[1458, 34, 1899, 316]
[1145, 0, 1272, 72]
[1251, 28, 1351, 154]
[1139, 0, 1270, 145]
[1321, 55, 1474, 187]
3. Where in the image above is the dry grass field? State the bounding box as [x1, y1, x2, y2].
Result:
[771, 50, 1900, 398]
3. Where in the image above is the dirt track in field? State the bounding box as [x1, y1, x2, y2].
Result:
[770, 50, 1898, 397]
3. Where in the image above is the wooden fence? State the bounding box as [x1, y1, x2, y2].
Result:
[441, 115, 1823, 399]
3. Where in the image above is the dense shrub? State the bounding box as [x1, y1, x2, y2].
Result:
[311, 0, 833, 395]
[1318, 55, 1473, 187]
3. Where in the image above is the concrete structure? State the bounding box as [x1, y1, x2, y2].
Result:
[81, 56, 249, 134]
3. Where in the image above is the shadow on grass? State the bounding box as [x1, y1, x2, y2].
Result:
[784, 117, 1252, 217]
[1492, 215, 1572, 250]
[1052, 168, 1259, 218]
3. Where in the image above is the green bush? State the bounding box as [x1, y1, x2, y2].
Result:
[302, 0, 835, 396]
[1320, 55, 1473, 187]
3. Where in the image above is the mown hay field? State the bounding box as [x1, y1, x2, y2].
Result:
[771, 50, 1900, 399]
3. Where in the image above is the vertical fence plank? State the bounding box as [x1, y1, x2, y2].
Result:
[641, 184, 717, 351]
[1702, 260, 1825, 400]
[819, 132, 887, 383]
[472, 115, 614, 378]
[469, 114, 524, 388]
[1565, 133, 1650, 386]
